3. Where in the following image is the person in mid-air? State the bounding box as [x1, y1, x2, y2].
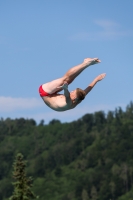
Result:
[39, 58, 106, 111]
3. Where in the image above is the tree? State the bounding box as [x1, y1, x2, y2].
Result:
[107, 111, 114, 123]
[9, 153, 38, 200]
[109, 181, 115, 200]
[120, 163, 128, 192]
[82, 113, 93, 132]
[82, 189, 89, 200]
[94, 111, 106, 130]
[91, 186, 97, 200]
[129, 166, 133, 187]
[38, 119, 45, 126]
[49, 119, 61, 125]
[125, 101, 133, 119]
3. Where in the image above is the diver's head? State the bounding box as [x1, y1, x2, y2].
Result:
[70, 88, 86, 103]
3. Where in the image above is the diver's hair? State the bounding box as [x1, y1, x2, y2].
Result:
[76, 88, 86, 101]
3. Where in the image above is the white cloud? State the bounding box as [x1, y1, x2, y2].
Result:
[0, 96, 43, 112]
[69, 19, 133, 41]
[0, 96, 126, 124]
[24, 103, 126, 124]
[94, 19, 119, 30]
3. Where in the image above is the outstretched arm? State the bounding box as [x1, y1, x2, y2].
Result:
[84, 85, 95, 96]
[57, 82, 72, 103]
[84, 73, 106, 96]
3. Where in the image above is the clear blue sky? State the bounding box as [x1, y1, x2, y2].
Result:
[0, 1, 133, 124]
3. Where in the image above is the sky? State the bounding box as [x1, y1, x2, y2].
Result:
[0, 1, 133, 124]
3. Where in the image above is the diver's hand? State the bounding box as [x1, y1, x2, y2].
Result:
[57, 81, 68, 89]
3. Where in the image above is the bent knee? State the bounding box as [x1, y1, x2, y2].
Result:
[63, 75, 72, 84]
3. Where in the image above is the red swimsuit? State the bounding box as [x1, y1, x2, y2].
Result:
[39, 85, 49, 97]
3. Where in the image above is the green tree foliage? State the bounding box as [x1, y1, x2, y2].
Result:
[0, 101, 133, 200]
[81, 189, 89, 200]
[117, 187, 133, 200]
[9, 153, 38, 200]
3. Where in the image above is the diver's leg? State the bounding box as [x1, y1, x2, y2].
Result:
[64, 58, 100, 84]
[42, 58, 100, 94]
[42, 77, 65, 94]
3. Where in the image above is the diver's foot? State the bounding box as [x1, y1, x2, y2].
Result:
[83, 58, 101, 66]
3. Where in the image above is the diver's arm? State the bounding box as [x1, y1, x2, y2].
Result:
[57, 82, 72, 104]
